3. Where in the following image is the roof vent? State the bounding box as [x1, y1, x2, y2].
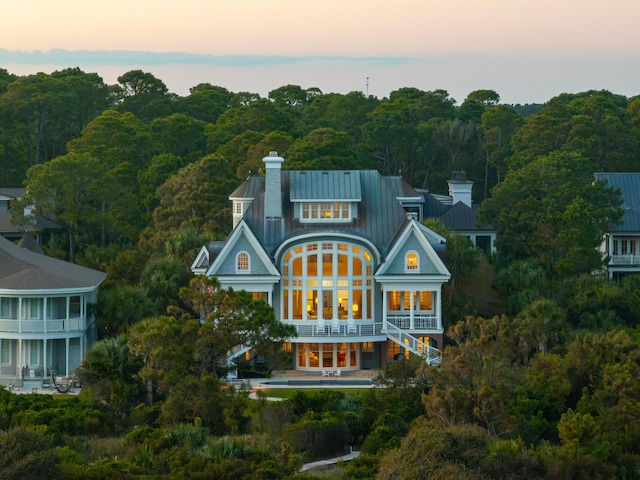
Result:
[268, 151, 279, 157]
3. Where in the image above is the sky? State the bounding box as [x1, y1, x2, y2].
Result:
[1, 0, 639, 104]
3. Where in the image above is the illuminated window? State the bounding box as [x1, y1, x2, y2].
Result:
[405, 251, 419, 271]
[236, 251, 250, 273]
[300, 202, 351, 222]
[252, 292, 266, 302]
[281, 241, 374, 321]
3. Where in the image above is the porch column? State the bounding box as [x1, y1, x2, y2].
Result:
[18, 339, 23, 378]
[65, 338, 70, 377]
[18, 298, 23, 334]
[43, 297, 48, 333]
[43, 339, 48, 379]
[65, 297, 70, 332]
[409, 290, 415, 330]
[436, 289, 442, 330]
[381, 286, 387, 332]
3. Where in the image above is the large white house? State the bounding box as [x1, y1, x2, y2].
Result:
[0, 234, 106, 388]
[595, 172, 640, 280]
[192, 153, 450, 374]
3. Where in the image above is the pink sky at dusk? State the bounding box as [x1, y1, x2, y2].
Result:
[2, 0, 639, 104]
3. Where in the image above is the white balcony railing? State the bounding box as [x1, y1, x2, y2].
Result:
[610, 254, 640, 266]
[385, 313, 438, 330]
[0, 317, 87, 333]
[284, 321, 384, 338]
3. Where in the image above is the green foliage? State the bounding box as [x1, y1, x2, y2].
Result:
[360, 425, 401, 454]
[283, 416, 350, 457]
[96, 284, 156, 335]
[0, 426, 60, 479]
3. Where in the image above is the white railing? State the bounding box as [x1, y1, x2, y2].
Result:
[384, 321, 442, 366]
[285, 321, 384, 338]
[385, 313, 438, 330]
[610, 254, 640, 265]
[0, 317, 87, 333]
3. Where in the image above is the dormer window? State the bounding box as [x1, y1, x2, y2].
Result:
[233, 202, 243, 216]
[301, 202, 350, 222]
[405, 251, 419, 272]
[236, 251, 250, 273]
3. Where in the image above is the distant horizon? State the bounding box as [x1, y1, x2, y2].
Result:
[3, 48, 639, 106]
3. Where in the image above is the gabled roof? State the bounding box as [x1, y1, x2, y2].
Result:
[0, 236, 106, 291]
[377, 219, 450, 278]
[424, 194, 494, 233]
[595, 172, 640, 232]
[17, 232, 44, 255]
[191, 241, 225, 274]
[206, 220, 280, 277]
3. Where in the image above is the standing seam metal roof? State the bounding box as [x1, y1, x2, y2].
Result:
[594, 172, 640, 232]
[240, 170, 410, 257]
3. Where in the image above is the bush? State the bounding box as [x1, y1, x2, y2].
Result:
[283, 417, 349, 458]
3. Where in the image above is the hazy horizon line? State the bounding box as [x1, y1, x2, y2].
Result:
[0, 48, 412, 67]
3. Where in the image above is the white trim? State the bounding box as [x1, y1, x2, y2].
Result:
[235, 251, 251, 274]
[205, 219, 280, 277]
[274, 232, 381, 265]
[377, 219, 450, 278]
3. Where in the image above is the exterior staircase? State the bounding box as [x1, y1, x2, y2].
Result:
[384, 321, 442, 366]
[226, 342, 253, 379]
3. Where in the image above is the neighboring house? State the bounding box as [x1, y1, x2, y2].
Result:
[595, 172, 640, 280]
[0, 234, 106, 388]
[0, 188, 59, 245]
[422, 172, 497, 255]
[192, 152, 450, 375]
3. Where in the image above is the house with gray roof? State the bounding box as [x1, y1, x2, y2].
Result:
[595, 172, 640, 280]
[0, 235, 106, 389]
[0, 188, 59, 245]
[422, 172, 497, 255]
[192, 152, 450, 375]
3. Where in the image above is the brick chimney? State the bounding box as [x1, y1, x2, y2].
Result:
[447, 171, 473, 207]
[263, 151, 284, 219]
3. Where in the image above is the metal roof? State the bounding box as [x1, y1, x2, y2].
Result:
[239, 170, 410, 257]
[289, 171, 362, 201]
[595, 172, 640, 232]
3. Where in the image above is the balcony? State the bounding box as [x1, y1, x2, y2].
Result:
[385, 313, 439, 330]
[0, 317, 88, 334]
[283, 320, 384, 339]
[609, 254, 640, 266]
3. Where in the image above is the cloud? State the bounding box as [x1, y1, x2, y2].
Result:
[0, 48, 410, 67]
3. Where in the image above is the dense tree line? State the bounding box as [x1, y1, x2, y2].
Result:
[2, 66, 640, 477]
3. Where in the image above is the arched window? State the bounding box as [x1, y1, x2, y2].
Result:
[405, 251, 419, 271]
[236, 251, 250, 273]
[281, 241, 373, 321]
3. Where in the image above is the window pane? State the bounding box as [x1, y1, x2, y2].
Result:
[298, 343, 307, 367]
[307, 254, 317, 276]
[309, 343, 319, 367]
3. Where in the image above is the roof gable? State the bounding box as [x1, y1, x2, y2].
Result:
[206, 220, 279, 277]
[377, 220, 450, 277]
